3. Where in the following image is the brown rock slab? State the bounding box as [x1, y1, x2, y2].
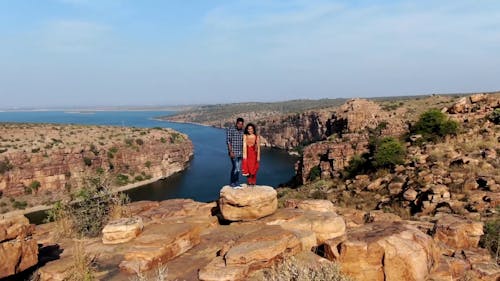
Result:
[0, 215, 32, 242]
[335, 221, 440, 281]
[0, 237, 38, 278]
[119, 222, 201, 273]
[262, 208, 346, 244]
[0, 215, 38, 278]
[102, 217, 144, 244]
[296, 199, 335, 212]
[219, 185, 277, 221]
[224, 225, 301, 269]
[433, 214, 483, 249]
[199, 257, 249, 281]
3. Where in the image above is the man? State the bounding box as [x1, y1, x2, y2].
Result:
[226, 117, 244, 188]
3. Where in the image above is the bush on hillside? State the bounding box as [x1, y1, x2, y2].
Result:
[489, 108, 500, 124]
[308, 166, 321, 181]
[344, 154, 370, 178]
[373, 137, 406, 168]
[411, 109, 459, 141]
[46, 176, 130, 238]
[480, 218, 499, 263]
[0, 158, 13, 174]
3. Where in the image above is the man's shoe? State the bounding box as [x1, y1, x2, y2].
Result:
[230, 183, 237, 188]
[233, 185, 243, 190]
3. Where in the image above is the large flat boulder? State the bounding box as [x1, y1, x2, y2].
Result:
[332, 221, 440, 281]
[219, 185, 277, 221]
[199, 225, 301, 281]
[102, 217, 144, 244]
[119, 222, 202, 273]
[262, 208, 346, 244]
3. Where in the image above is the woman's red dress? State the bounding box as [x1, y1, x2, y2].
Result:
[242, 136, 259, 184]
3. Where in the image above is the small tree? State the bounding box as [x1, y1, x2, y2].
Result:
[373, 137, 406, 168]
[411, 109, 459, 142]
[308, 166, 321, 181]
[489, 108, 500, 124]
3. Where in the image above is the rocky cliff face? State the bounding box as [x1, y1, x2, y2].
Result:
[0, 124, 193, 212]
[295, 99, 407, 183]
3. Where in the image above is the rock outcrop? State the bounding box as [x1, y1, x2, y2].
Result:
[219, 185, 278, 221]
[0, 124, 193, 213]
[331, 221, 440, 281]
[102, 217, 144, 244]
[0, 216, 38, 278]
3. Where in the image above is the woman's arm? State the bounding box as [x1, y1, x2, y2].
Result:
[243, 135, 247, 159]
[257, 135, 261, 162]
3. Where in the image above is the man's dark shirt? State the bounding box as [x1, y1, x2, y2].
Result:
[226, 126, 243, 157]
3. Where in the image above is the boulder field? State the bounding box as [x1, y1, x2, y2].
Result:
[1, 185, 498, 280]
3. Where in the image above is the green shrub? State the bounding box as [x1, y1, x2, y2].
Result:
[411, 109, 459, 141]
[47, 176, 130, 238]
[134, 175, 144, 182]
[373, 137, 406, 168]
[344, 154, 370, 178]
[308, 166, 321, 181]
[12, 200, 28, 210]
[135, 138, 144, 146]
[160, 137, 167, 143]
[0, 158, 13, 174]
[83, 157, 92, 166]
[480, 219, 499, 263]
[29, 180, 41, 193]
[145, 161, 152, 168]
[115, 174, 129, 186]
[489, 108, 500, 124]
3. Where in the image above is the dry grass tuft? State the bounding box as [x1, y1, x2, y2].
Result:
[64, 240, 97, 281]
[129, 265, 169, 281]
[263, 257, 352, 281]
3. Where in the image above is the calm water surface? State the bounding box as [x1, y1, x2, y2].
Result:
[0, 111, 297, 204]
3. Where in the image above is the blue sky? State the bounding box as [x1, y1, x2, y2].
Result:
[1, 0, 499, 107]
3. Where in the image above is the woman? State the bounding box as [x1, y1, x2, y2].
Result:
[242, 123, 260, 186]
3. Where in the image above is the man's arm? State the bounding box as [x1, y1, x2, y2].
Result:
[226, 128, 234, 157]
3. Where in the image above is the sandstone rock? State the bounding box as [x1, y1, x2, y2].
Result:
[403, 188, 418, 201]
[364, 210, 402, 223]
[224, 225, 301, 268]
[470, 93, 487, 103]
[0, 216, 38, 279]
[367, 178, 385, 191]
[0, 237, 39, 278]
[198, 256, 249, 281]
[335, 222, 440, 281]
[119, 222, 201, 273]
[0, 215, 32, 242]
[137, 199, 216, 224]
[219, 185, 277, 221]
[262, 208, 346, 244]
[388, 181, 404, 195]
[433, 214, 483, 249]
[102, 217, 144, 244]
[296, 199, 335, 212]
[449, 97, 470, 114]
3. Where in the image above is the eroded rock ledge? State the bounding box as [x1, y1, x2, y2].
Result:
[10, 186, 495, 281]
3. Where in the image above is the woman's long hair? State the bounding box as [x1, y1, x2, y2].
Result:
[244, 123, 257, 135]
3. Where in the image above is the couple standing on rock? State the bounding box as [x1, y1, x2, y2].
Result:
[226, 117, 261, 189]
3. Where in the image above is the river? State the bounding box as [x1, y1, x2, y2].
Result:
[0, 111, 297, 206]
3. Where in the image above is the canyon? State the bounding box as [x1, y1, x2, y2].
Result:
[0, 124, 193, 214]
